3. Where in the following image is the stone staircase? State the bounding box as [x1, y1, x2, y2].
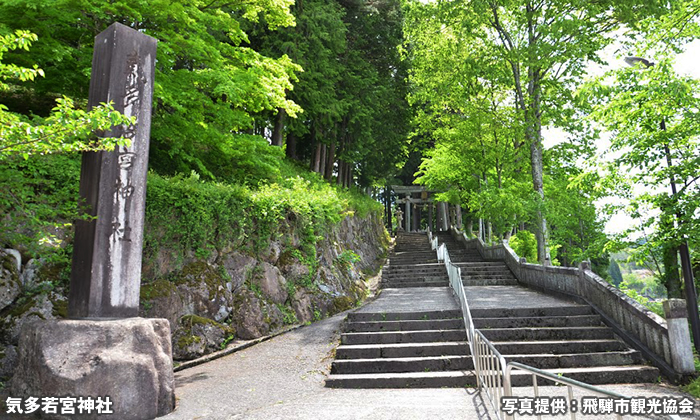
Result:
[381, 232, 448, 288]
[326, 231, 661, 389]
[325, 307, 473, 388]
[436, 232, 518, 286]
[471, 302, 659, 385]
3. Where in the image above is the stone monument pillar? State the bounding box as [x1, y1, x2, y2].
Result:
[11, 23, 175, 420]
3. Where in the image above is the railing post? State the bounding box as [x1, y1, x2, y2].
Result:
[663, 299, 696, 374]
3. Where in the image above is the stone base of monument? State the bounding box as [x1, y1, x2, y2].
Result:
[11, 318, 175, 419]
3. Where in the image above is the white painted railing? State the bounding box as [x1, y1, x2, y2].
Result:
[427, 230, 683, 420]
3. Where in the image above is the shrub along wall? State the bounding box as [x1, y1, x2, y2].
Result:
[0, 155, 388, 381]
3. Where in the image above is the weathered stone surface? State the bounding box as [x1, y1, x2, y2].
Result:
[0, 343, 18, 379]
[172, 315, 234, 360]
[11, 318, 174, 420]
[261, 241, 282, 264]
[3, 249, 21, 273]
[177, 261, 232, 322]
[0, 250, 21, 312]
[140, 279, 184, 331]
[291, 291, 314, 323]
[68, 23, 157, 319]
[253, 262, 288, 305]
[19, 258, 41, 289]
[221, 251, 256, 292]
[232, 289, 266, 340]
[0, 291, 66, 345]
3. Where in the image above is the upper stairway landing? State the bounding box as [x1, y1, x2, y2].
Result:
[435, 232, 518, 287]
[381, 233, 448, 288]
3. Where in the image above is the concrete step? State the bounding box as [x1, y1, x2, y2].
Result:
[344, 318, 464, 332]
[383, 270, 447, 278]
[479, 326, 614, 341]
[463, 279, 519, 286]
[335, 342, 469, 359]
[349, 310, 461, 322]
[331, 355, 472, 374]
[325, 371, 476, 388]
[470, 305, 594, 318]
[382, 268, 447, 280]
[381, 281, 449, 288]
[459, 266, 512, 273]
[460, 269, 514, 276]
[389, 259, 439, 265]
[493, 339, 628, 355]
[508, 365, 660, 386]
[456, 262, 509, 267]
[474, 315, 602, 329]
[341, 329, 467, 345]
[503, 350, 645, 369]
[384, 264, 445, 271]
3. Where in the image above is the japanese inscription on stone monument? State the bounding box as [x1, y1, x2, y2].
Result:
[69, 23, 157, 318]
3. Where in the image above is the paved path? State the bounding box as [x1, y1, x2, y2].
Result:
[465, 285, 581, 309]
[158, 307, 488, 420]
[159, 285, 700, 419]
[356, 287, 459, 313]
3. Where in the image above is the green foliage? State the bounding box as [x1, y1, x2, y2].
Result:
[0, 154, 81, 275]
[0, 0, 299, 180]
[581, 56, 700, 293]
[683, 375, 700, 399]
[0, 31, 133, 159]
[143, 160, 381, 273]
[608, 260, 624, 287]
[619, 282, 665, 318]
[276, 303, 298, 325]
[509, 231, 538, 263]
[336, 250, 361, 271]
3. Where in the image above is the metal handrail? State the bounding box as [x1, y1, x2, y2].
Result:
[429, 232, 508, 418]
[427, 230, 683, 420]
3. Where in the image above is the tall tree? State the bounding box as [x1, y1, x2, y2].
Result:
[0, 0, 301, 184]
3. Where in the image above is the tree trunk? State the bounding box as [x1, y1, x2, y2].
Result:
[286, 132, 297, 160]
[663, 245, 682, 298]
[312, 143, 322, 173]
[324, 142, 335, 180]
[337, 160, 344, 186]
[319, 143, 327, 176]
[271, 108, 286, 147]
[344, 163, 352, 188]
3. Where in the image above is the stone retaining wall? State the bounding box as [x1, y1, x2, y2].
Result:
[450, 227, 682, 379]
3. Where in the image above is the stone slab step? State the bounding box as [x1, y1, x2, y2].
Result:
[343, 318, 464, 333]
[508, 365, 660, 386]
[503, 350, 644, 369]
[383, 272, 447, 278]
[331, 355, 472, 374]
[461, 271, 515, 277]
[349, 310, 461, 322]
[325, 371, 476, 388]
[463, 279, 519, 286]
[479, 326, 614, 341]
[381, 281, 449, 288]
[456, 262, 507, 267]
[341, 329, 467, 345]
[470, 306, 594, 318]
[474, 315, 602, 329]
[493, 339, 628, 355]
[335, 342, 470, 359]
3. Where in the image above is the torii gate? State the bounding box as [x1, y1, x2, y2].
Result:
[390, 185, 461, 233]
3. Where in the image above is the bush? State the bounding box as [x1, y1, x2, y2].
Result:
[509, 230, 537, 263]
